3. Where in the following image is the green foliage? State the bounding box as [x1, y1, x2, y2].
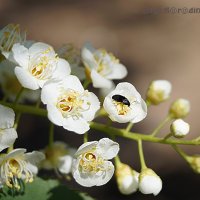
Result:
[0, 177, 95, 200]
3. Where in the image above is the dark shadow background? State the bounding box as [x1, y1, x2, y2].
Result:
[1, 0, 200, 199]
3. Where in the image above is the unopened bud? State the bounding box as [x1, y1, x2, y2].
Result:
[169, 98, 190, 118]
[187, 155, 200, 174]
[171, 119, 190, 138]
[146, 80, 172, 105]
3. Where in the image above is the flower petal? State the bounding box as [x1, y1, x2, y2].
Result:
[25, 151, 45, 165]
[75, 141, 98, 157]
[97, 138, 119, 160]
[12, 43, 29, 68]
[0, 128, 17, 152]
[0, 105, 15, 129]
[58, 155, 73, 174]
[5, 148, 26, 160]
[15, 67, 39, 90]
[91, 70, 113, 89]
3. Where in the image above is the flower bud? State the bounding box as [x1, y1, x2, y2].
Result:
[138, 168, 162, 196]
[146, 80, 172, 105]
[115, 163, 139, 195]
[169, 98, 190, 118]
[170, 119, 190, 138]
[186, 155, 200, 174]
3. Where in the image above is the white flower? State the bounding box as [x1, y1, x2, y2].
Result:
[81, 43, 127, 89]
[0, 59, 40, 102]
[170, 98, 190, 118]
[0, 24, 26, 59]
[116, 163, 139, 195]
[41, 75, 100, 134]
[41, 141, 76, 175]
[12, 42, 71, 90]
[103, 82, 147, 123]
[0, 148, 45, 190]
[0, 105, 18, 151]
[138, 168, 162, 196]
[171, 119, 190, 138]
[72, 138, 119, 187]
[146, 80, 172, 105]
[57, 44, 86, 81]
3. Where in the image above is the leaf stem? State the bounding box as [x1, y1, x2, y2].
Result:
[138, 139, 147, 170]
[84, 132, 88, 143]
[125, 122, 134, 132]
[49, 123, 54, 148]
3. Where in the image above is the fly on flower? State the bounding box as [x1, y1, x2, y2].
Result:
[72, 138, 119, 187]
[41, 75, 100, 134]
[81, 43, 127, 89]
[103, 82, 147, 123]
[12, 42, 71, 90]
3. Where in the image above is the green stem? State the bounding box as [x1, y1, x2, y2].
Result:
[84, 132, 88, 143]
[83, 79, 91, 89]
[114, 155, 121, 167]
[14, 113, 22, 130]
[172, 144, 188, 161]
[49, 123, 54, 148]
[14, 87, 24, 104]
[126, 122, 134, 132]
[164, 133, 173, 140]
[194, 136, 200, 141]
[138, 139, 147, 170]
[36, 98, 41, 108]
[151, 115, 172, 137]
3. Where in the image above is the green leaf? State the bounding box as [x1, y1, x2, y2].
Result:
[0, 177, 95, 200]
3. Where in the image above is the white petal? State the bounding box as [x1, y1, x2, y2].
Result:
[130, 99, 147, 123]
[5, 148, 26, 160]
[81, 92, 100, 121]
[97, 138, 119, 160]
[62, 75, 84, 93]
[47, 104, 64, 126]
[58, 155, 73, 174]
[95, 161, 114, 186]
[75, 141, 98, 157]
[105, 63, 127, 80]
[41, 80, 61, 104]
[0, 128, 17, 151]
[26, 163, 38, 175]
[12, 43, 29, 68]
[91, 70, 113, 89]
[25, 151, 45, 165]
[15, 67, 39, 90]
[0, 105, 15, 129]
[63, 117, 90, 134]
[52, 58, 71, 79]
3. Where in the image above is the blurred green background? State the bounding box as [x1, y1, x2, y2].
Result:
[0, 0, 200, 199]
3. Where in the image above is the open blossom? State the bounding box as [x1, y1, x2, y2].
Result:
[0, 59, 40, 101]
[81, 43, 127, 89]
[41, 141, 76, 175]
[0, 148, 45, 190]
[41, 75, 100, 134]
[72, 138, 119, 187]
[0, 24, 26, 59]
[0, 105, 18, 151]
[103, 82, 147, 123]
[116, 163, 139, 195]
[138, 168, 162, 196]
[146, 80, 172, 105]
[12, 42, 71, 90]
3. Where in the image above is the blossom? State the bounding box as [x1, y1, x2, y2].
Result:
[0, 24, 26, 59]
[81, 43, 127, 89]
[0, 59, 40, 101]
[171, 119, 190, 138]
[138, 168, 162, 196]
[41, 75, 100, 134]
[146, 80, 172, 105]
[0, 148, 45, 190]
[57, 44, 86, 81]
[12, 42, 71, 90]
[72, 138, 119, 187]
[41, 141, 76, 175]
[0, 105, 18, 151]
[103, 82, 147, 123]
[115, 163, 139, 195]
[169, 98, 190, 119]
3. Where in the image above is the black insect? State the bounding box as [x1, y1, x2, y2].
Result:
[112, 95, 130, 106]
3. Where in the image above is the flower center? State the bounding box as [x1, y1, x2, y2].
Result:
[79, 152, 105, 173]
[57, 90, 90, 119]
[113, 101, 130, 115]
[1, 158, 34, 190]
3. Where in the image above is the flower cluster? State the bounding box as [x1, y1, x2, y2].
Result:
[0, 23, 199, 198]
